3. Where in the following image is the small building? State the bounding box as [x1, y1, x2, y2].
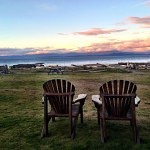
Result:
[35, 63, 45, 68]
[11, 64, 36, 69]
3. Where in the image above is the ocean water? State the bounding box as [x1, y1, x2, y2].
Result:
[0, 53, 150, 67]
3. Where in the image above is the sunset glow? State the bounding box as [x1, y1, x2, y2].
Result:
[0, 0, 150, 56]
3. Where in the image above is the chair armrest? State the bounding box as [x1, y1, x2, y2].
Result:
[92, 95, 102, 109]
[92, 95, 102, 105]
[135, 96, 140, 106]
[73, 94, 87, 104]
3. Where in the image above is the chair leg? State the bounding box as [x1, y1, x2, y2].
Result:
[69, 117, 73, 138]
[80, 106, 83, 124]
[41, 116, 51, 137]
[132, 125, 137, 143]
[97, 110, 100, 125]
[100, 118, 106, 143]
[71, 117, 78, 139]
[131, 119, 139, 144]
[43, 96, 49, 137]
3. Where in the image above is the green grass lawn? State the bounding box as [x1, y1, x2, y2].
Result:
[0, 70, 150, 150]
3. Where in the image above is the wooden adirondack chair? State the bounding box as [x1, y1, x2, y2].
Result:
[41, 79, 86, 139]
[93, 80, 140, 143]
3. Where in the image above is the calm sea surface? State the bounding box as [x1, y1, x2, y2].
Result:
[0, 54, 150, 67]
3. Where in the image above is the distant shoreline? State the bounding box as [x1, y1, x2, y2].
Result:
[0, 53, 149, 67]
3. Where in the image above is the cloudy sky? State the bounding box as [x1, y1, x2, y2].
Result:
[0, 0, 150, 56]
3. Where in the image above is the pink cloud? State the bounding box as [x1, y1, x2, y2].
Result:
[26, 48, 68, 55]
[27, 50, 49, 55]
[77, 39, 150, 52]
[74, 28, 126, 36]
[128, 16, 150, 27]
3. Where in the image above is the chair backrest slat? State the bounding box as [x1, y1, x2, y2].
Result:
[107, 81, 113, 94]
[113, 80, 118, 94]
[43, 79, 75, 114]
[119, 80, 124, 94]
[124, 80, 130, 94]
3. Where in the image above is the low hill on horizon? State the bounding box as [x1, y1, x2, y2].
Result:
[0, 50, 150, 58]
